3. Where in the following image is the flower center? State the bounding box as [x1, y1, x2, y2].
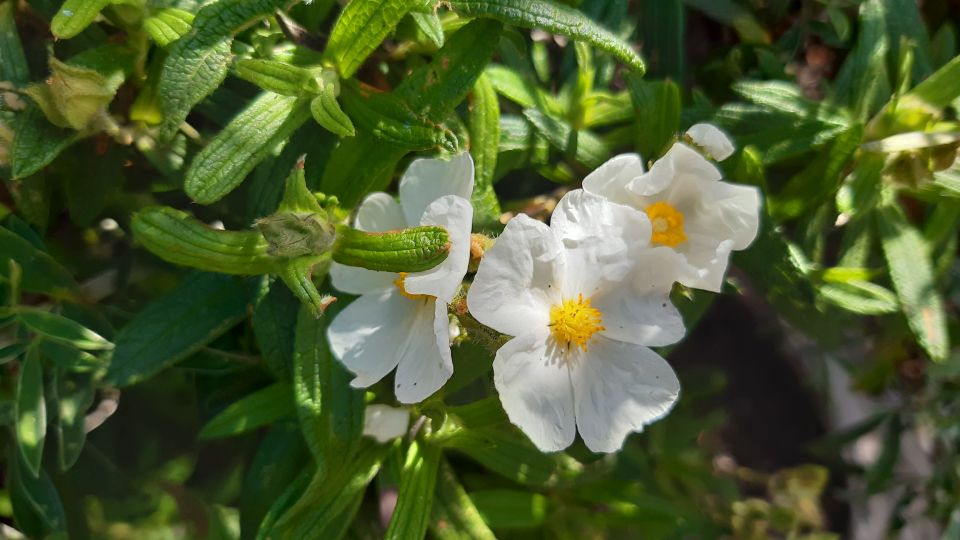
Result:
[393, 272, 429, 301]
[645, 201, 687, 247]
[549, 294, 605, 351]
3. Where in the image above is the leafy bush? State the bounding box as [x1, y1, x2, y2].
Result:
[1, 0, 959, 538]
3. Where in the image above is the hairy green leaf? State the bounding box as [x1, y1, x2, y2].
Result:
[17, 308, 112, 350]
[385, 441, 442, 540]
[144, 8, 196, 48]
[10, 106, 80, 180]
[332, 224, 451, 272]
[469, 73, 502, 228]
[199, 383, 296, 439]
[235, 59, 314, 96]
[50, 0, 110, 39]
[430, 460, 496, 540]
[0, 0, 29, 82]
[239, 425, 311, 540]
[0, 226, 81, 300]
[523, 108, 609, 169]
[325, 0, 417, 78]
[340, 81, 459, 152]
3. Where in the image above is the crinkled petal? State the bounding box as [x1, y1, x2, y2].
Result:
[581, 153, 645, 206]
[399, 153, 475, 226]
[686, 123, 735, 161]
[628, 143, 722, 198]
[393, 298, 454, 403]
[571, 336, 680, 453]
[552, 191, 649, 299]
[363, 404, 410, 443]
[695, 180, 761, 251]
[493, 330, 576, 452]
[355, 192, 407, 231]
[675, 236, 735, 293]
[467, 214, 561, 337]
[403, 195, 473, 302]
[329, 262, 396, 295]
[327, 290, 416, 388]
[593, 248, 685, 347]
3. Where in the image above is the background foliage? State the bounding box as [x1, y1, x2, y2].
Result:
[1, 0, 960, 538]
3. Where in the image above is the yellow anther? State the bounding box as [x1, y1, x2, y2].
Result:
[394, 272, 429, 301]
[645, 201, 687, 247]
[549, 294, 605, 351]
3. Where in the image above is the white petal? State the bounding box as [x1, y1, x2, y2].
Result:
[467, 214, 561, 337]
[593, 248, 685, 347]
[628, 143, 721, 198]
[581, 153, 645, 206]
[363, 404, 410, 443]
[493, 330, 576, 452]
[675, 236, 735, 293]
[686, 123, 735, 161]
[571, 336, 679, 453]
[329, 262, 396, 295]
[355, 192, 407, 231]
[327, 290, 416, 388]
[399, 153, 475, 226]
[403, 195, 473, 302]
[394, 299, 454, 403]
[695, 180, 761, 251]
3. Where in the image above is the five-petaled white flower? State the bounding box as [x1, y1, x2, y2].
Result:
[467, 190, 684, 453]
[583, 131, 760, 292]
[327, 153, 474, 403]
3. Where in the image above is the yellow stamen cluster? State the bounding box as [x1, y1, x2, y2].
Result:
[549, 294, 605, 351]
[645, 201, 687, 247]
[393, 272, 429, 301]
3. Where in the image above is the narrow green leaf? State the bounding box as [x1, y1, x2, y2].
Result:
[411, 10, 444, 48]
[10, 106, 80, 180]
[252, 281, 299, 379]
[310, 91, 355, 137]
[51, 370, 94, 471]
[143, 8, 195, 48]
[332, 224, 451, 272]
[0, 226, 81, 300]
[326, 0, 418, 78]
[522, 107, 610, 169]
[877, 202, 949, 361]
[820, 281, 899, 315]
[430, 460, 496, 540]
[681, 0, 768, 44]
[469, 72, 502, 228]
[16, 348, 46, 477]
[50, 0, 111, 39]
[17, 308, 112, 350]
[240, 425, 311, 540]
[625, 75, 679, 160]
[184, 93, 311, 204]
[199, 383, 296, 439]
[9, 449, 67, 537]
[39, 341, 103, 373]
[906, 54, 960, 109]
[833, 0, 890, 119]
[385, 441, 442, 540]
[132, 206, 275, 274]
[470, 490, 549, 529]
[637, 0, 684, 82]
[0, 0, 29, 82]
[158, 0, 292, 138]
[448, 0, 645, 73]
[235, 59, 314, 96]
[105, 273, 261, 387]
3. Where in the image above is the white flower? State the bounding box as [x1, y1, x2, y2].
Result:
[466, 190, 684, 453]
[327, 154, 474, 403]
[583, 143, 760, 292]
[686, 123, 735, 161]
[362, 404, 410, 443]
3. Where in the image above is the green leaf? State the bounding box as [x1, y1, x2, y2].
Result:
[732, 80, 849, 126]
[469, 72, 502, 229]
[132, 206, 275, 274]
[471, 490, 549, 529]
[637, 0, 685, 82]
[332, 224, 451, 272]
[51, 370, 94, 471]
[877, 202, 949, 361]
[158, 0, 292, 138]
[17, 308, 112, 350]
[184, 93, 311, 204]
[430, 460, 496, 540]
[385, 440, 442, 540]
[105, 273, 262, 387]
[411, 10, 444, 48]
[50, 0, 111, 39]
[16, 348, 46, 477]
[10, 106, 80, 180]
[252, 281, 299, 379]
[819, 281, 899, 315]
[199, 383, 296, 439]
[235, 59, 314, 96]
[905, 54, 960, 109]
[0, 0, 29, 83]
[833, 0, 890, 120]
[292, 303, 365, 463]
[625, 75, 679, 160]
[681, 0, 768, 44]
[8, 449, 67, 538]
[0, 226, 81, 300]
[39, 341, 104, 373]
[239, 425, 311, 540]
[326, 0, 418, 78]
[320, 19, 502, 207]
[310, 80, 355, 137]
[448, 0, 645, 73]
[522, 108, 610, 169]
[143, 8, 195, 48]
[339, 81, 459, 152]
